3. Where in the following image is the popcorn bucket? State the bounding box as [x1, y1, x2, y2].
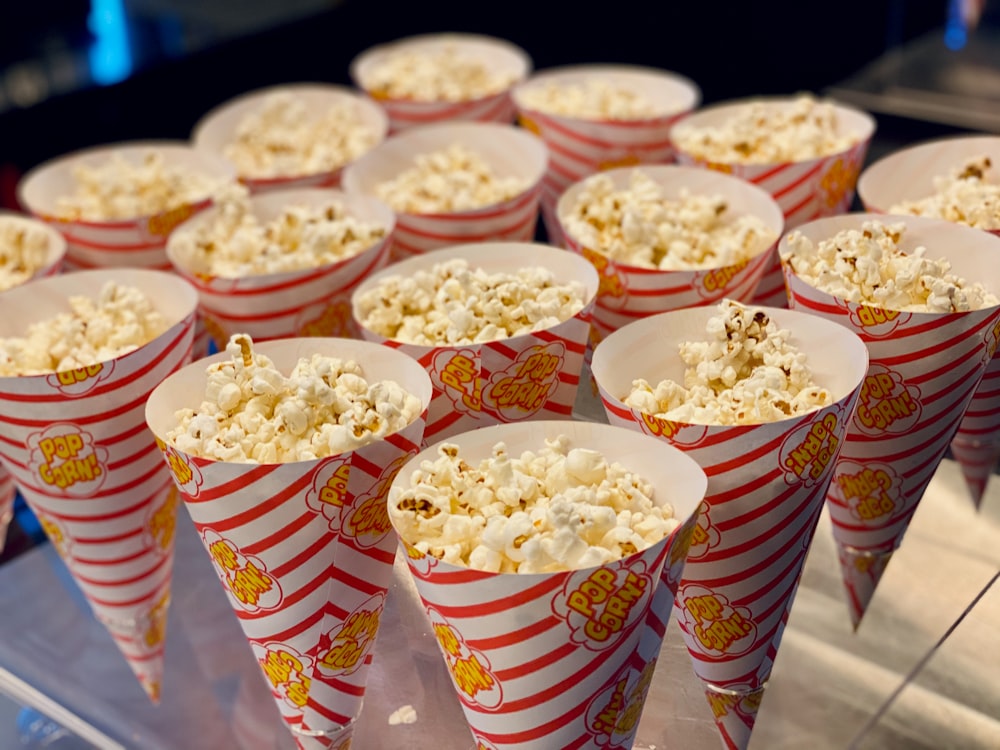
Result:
[556, 165, 783, 343]
[388, 419, 708, 750]
[673, 97, 876, 307]
[780, 213, 1000, 628]
[858, 135, 1000, 508]
[145, 338, 432, 748]
[341, 122, 547, 261]
[511, 64, 701, 246]
[352, 242, 598, 443]
[591, 304, 869, 750]
[0, 268, 199, 702]
[349, 33, 532, 133]
[191, 83, 389, 193]
[167, 188, 395, 349]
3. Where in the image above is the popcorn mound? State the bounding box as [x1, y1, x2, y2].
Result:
[55, 151, 222, 221]
[561, 170, 775, 270]
[374, 144, 528, 214]
[355, 257, 586, 345]
[519, 79, 664, 120]
[888, 156, 1000, 231]
[363, 45, 517, 102]
[167, 334, 422, 463]
[782, 220, 999, 312]
[0, 281, 167, 375]
[169, 184, 386, 277]
[389, 435, 680, 573]
[0, 216, 52, 291]
[223, 92, 378, 179]
[623, 299, 832, 425]
[672, 96, 857, 164]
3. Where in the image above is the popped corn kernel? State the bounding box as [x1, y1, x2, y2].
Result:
[167, 334, 422, 463]
[0, 216, 52, 291]
[889, 156, 1000, 230]
[561, 170, 775, 270]
[0, 282, 167, 375]
[782, 219, 999, 312]
[363, 45, 517, 102]
[389, 437, 679, 572]
[623, 299, 833, 426]
[355, 257, 586, 345]
[518, 79, 665, 120]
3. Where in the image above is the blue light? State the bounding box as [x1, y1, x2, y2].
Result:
[87, 0, 133, 85]
[945, 22, 968, 51]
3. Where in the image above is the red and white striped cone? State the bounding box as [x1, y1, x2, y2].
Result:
[352, 242, 598, 444]
[949, 438, 1000, 510]
[166, 188, 395, 349]
[0, 268, 199, 702]
[0, 467, 14, 555]
[591, 304, 869, 750]
[341, 122, 547, 262]
[780, 214, 1000, 628]
[349, 33, 531, 134]
[388, 420, 708, 750]
[191, 83, 389, 194]
[145, 338, 431, 747]
[673, 98, 876, 308]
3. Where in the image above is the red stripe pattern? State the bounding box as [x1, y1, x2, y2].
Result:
[0, 467, 15, 551]
[373, 91, 517, 134]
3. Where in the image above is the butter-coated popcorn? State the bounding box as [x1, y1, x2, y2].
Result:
[169, 183, 386, 277]
[363, 46, 517, 102]
[355, 257, 586, 345]
[889, 156, 1000, 230]
[673, 96, 857, 164]
[168, 334, 422, 463]
[782, 220, 999, 312]
[0, 216, 52, 291]
[0, 282, 167, 375]
[623, 299, 832, 426]
[519, 79, 664, 120]
[561, 170, 775, 270]
[389, 435, 680, 573]
[374, 144, 528, 214]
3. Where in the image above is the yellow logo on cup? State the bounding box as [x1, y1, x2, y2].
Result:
[700, 259, 750, 295]
[820, 157, 856, 209]
[28, 425, 108, 494]
[780, 411, 841, 485]
[147, 486, 178, 555]
[259, 645, 312, 709]
[46, 362, 114, 396]
[517, 114, 541, 135]
[679, 586, 757, 657]
[854, 366, 921, 435]
[433, 620, 499, 703]
[836, 462, 900, 522]
[205, 530, 282, 612]
[318, 596, 384, 676]
[299, 300, 352, 338]
[143, 591, 170, 649]
[564, 567, 649, 644]
[580, 247, 625, 300]
[321, 464, 352, 508]
[437, 351, 482, 412]
[147, 203, 195, 237]
[598, 154, 641, 171]
[706, 690, 739, 719]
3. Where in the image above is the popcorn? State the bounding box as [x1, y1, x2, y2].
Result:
[782, 220, 999, 312]
[0, 282, 167, 375]
[623, 299, 833, 426]
[169, 183, 386, 277]
[223, 93, 378, 179]
[888, 156, 1000, 230]
[167, 334, 422, 463]
[54, 151, 223, 221]
[389, 435, 680, 573]
[387, 705, 418, 725]
[355, 257, 586, 345]
[373, 144, 528, 214]
[0, 216, 52, 291]
[363, 45, 517, 102]
[672, 96, 858, 164]
[518, 79, 665, 120]
[560, 170, 775, 270]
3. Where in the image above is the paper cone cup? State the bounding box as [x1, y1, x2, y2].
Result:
[388, 420, 708, 749]
[780, 213, 1000, 627]
[949, 438, 1000, 510]
[349, 33, 532, 133]
[0, 268, 199, 701]
[672, 97, 876, 307]
[341, 122, 546, 261]
[555, 164, 783, 341]
[191, 83, 389, 194]
[352, 242, 598, 443]
[591, 304, 868, 749]
[145, 338, 432, 742]
[703, 683, 766, 750]
[167, 188, 395, 349]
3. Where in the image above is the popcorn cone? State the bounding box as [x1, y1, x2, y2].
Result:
[349, 33, 532, 133]
[512, 64, 701, 245]
[191, 83, 389, 194]
[673, 97, 876, 307]
[0, 268, 199, 701]
[0, 467, 14, 555]
[341, 122, 547, 261]
[949, 437, 1000, 510]
[145, 338, 432, 745]
[591, 304, 869, 750]
[352, 242, 598, 443]
[780, 213, 1000, 627]
[388, 420, 708, 749]
[167, 188, 395, 349]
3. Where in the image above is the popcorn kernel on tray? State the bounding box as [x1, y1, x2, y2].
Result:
[888, 156, 1000, 231]
[389, 435, 680, 573]
[624, 299, 832, 426]
[0, 281, 167, 376]
[363, 45, 517, 102]
[782, 219, 999, 312]
[0, 216, 52, 291]
[167, 334, 422, 463]
[518, 79, 664, 120]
